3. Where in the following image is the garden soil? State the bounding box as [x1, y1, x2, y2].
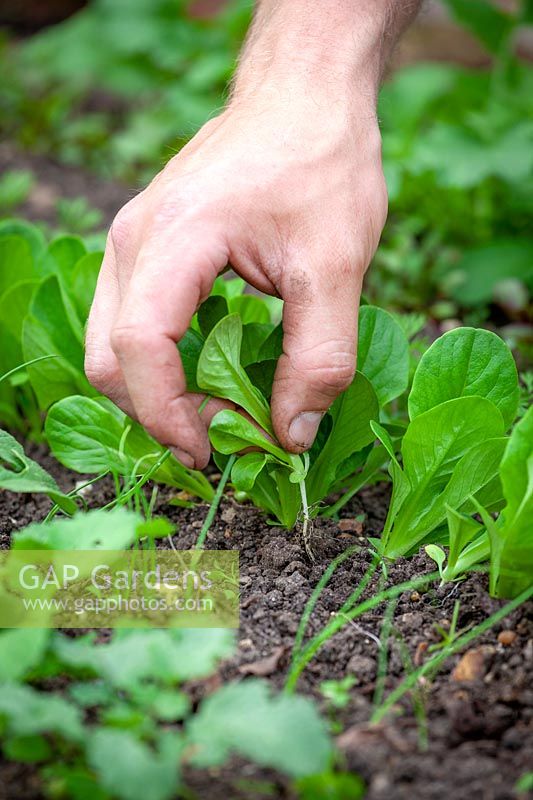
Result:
[0, 444, 531, 800]
[0, 143, 132, 229]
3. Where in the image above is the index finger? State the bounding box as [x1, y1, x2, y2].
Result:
[110, 227, 228, 469]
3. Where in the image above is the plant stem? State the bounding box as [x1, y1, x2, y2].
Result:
[285, 568, 438, 692]
[43, 470, 110, 522]
[291, 544, 359, 664]
[101, 450, 172, 511]
[195, 455, 236, 549]
[371, 584, 533, 724]
[298, 475, 312, 557]
[0, 354, 61, 384]
[372, 597, 398, 709]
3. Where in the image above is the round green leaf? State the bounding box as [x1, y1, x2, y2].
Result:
[409, 327, 519, 427]
[357, 306, 409, 405]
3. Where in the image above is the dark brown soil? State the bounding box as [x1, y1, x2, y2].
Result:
[0, 444, 532, 800]
[0, 142, 133, 230]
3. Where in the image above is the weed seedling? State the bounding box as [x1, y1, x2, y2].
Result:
[427, 600, 471, 654]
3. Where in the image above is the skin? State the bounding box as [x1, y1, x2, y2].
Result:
[85, 0, 422, 470]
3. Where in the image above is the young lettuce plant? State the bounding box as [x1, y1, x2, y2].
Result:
[0, 221, 103, 433]
[45, 395, 214, 501]
[0, 428, 76, 514]
[375, 327, 520, 559]
[183, 291, 410, 528]
[426, 406, 532, 598]
[482, 405, 533, 598]
[425, 506, 489, 584]
[195, 313, 309, 529]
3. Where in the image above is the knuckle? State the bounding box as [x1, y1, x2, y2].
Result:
[110, 324, 142, 357]
[292, 344, 356, 395]
[110, 203, 137, 251]
[314, 360, 356, 394]
[136, 409, 170, 445]
[84, 353, 120, 394]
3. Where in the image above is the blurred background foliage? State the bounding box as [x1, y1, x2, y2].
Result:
[0, 0, 531, 355]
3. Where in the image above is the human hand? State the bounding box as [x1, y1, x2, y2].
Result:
[85, 9, 390, 470]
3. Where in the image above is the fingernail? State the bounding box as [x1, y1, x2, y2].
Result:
[288, 412, 323, 450]
[171, 448, 196, 470]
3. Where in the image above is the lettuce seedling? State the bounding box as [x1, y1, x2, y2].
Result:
[422, 405, 531, 596]
[425, 506, 489, 583]
[475, 406, 533, 598]
[0, 428, 76, 514]
[375, 327, 520, 559]
[194, 314, 308, 529]
[374, 399, 508, 558]
[0, 223, 103, 434]
[45, 395, 214, 501]
[186, 292, 409, 529]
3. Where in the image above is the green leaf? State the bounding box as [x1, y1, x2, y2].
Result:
[258, 323, 283, 361]
[409, 327, 519, 428]
[23, 276, 94, 409]
[357, 306, 409, 404]
[0, 220, 46, 263]
[42, 235, 87, 286]
[492, 406, 533, 597]
[440, 0, 514, 53]
[197, 295, 229, 338]
[307, 373, 379, 504]
[383, 398, 506, 557]
[424, 545, 446, 578]
[0, 684, 83, 742]
[197, 314, 272, 433]
[69, 251, 103, 325]
[240, 323, 274, 367]
[245, 359, 277, 400]
[45, 395, 214, 499]
[211, 276, 245, 300]
[3, 734, 52, 763]
[87, 729, 182, 800]
[295, 771, 365, 800]
[54, 629, 234, 688]
[41, 764, 108, 800]
[523, 0, 533, 21]
[229, 294, 271, 324]
[0, 281, 38, 372]
[178, 328, 205, 393]
[12, 508, 141, 550]
[450, 240, 533, 307]
[0, 236, 34, 298]
[186, 680, 332, 778]
[378, 63, 457, 132]
[209, 409, 291, 465]
[371, 421, 411, 536]
[231, 452, 269, 492]
[0, 429, 76, 513]
[446, 506, 484, 571]
[45, 395, 131, 473]
[440, 506, 489, 582]
[0, 629, 50, 682]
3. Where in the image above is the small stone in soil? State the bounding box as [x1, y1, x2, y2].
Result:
[498, 630, 517, 646]
[338, 518, 364, 534]
[452, 646, 493, 682]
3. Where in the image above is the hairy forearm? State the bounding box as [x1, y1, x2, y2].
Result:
[233, 0, 421, 105]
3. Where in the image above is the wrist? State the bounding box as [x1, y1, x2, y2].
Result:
[232, 1, 392, 108]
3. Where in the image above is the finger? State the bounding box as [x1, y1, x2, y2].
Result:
[110, 229, 228, 470]
[271, 261, 361, 453]
[188, 394, 236, 426]
[84, 239, 137, 418]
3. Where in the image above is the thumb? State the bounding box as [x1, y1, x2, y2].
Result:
[271, 265, 361, 453]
